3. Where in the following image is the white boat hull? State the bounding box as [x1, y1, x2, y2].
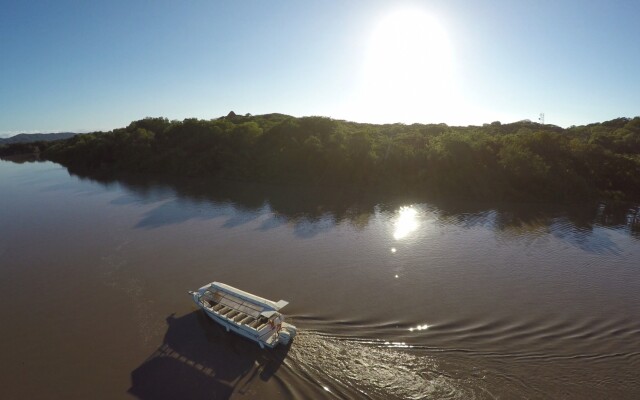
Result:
[189, 283, 297, 349]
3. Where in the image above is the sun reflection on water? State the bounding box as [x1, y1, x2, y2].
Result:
[383, 341, 413, 348]
[393, 206, 419, 240]
[409, 324, 429, 332]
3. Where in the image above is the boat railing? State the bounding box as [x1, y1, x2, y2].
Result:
[257, 326, 277, 342]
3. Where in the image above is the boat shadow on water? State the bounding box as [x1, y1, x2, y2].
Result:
[128, 311, 290, 400]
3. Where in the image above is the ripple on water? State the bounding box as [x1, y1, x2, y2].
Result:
[423, 314, 640, 355]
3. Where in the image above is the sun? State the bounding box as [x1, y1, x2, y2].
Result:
[354, 9, 456, 123]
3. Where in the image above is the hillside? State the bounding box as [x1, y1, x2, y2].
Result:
[0, 132, 77, 144]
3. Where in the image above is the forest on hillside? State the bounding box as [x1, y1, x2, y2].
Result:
[2, 113, 640, 202]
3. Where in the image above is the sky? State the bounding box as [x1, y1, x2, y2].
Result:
[1, 0, 639, 136]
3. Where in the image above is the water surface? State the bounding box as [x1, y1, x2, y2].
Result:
[1, 159, 639, 399]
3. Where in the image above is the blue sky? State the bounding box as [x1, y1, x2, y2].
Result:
[1, 0, 639, 136]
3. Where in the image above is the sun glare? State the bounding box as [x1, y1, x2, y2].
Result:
[393, 206, 419, 240]
[355, 9, 456, 123]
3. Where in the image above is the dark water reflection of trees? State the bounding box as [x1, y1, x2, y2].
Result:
[5, 156, 638, 241]
[61, 166, 640, 242]
[3, 157, 640, 239]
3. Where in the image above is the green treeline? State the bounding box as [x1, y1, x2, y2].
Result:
[7, 113, 640, 201]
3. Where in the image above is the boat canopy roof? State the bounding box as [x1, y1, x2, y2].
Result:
[204, 282, 289, 318]
[260, 310, 278, 318]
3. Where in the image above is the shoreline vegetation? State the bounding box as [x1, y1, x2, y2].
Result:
[2, 113, 639, 202]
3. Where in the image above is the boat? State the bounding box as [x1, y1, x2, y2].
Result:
[189, 281, 297, 349]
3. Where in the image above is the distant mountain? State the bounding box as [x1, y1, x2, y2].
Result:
[0, 132, 77, 144]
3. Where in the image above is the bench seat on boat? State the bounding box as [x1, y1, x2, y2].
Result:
[233, 312, 247, 322]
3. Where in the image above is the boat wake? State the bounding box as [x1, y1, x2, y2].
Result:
[284, 330, 484, 399]
[280, 312, 640, 399]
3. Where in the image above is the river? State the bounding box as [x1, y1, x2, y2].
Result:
[1, 158, 639, 399]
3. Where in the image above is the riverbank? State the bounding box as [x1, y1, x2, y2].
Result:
[3, 114, 640, 202]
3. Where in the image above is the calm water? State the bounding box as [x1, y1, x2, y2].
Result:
[1, 159, 639, 399]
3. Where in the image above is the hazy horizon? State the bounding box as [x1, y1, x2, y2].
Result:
[3, 111, 639, 139]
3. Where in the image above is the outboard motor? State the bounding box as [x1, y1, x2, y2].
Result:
[278, 322, 297, 345]
[278, 329, 292, 345]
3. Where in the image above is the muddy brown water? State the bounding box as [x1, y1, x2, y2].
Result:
[1, 159, 639, 399]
